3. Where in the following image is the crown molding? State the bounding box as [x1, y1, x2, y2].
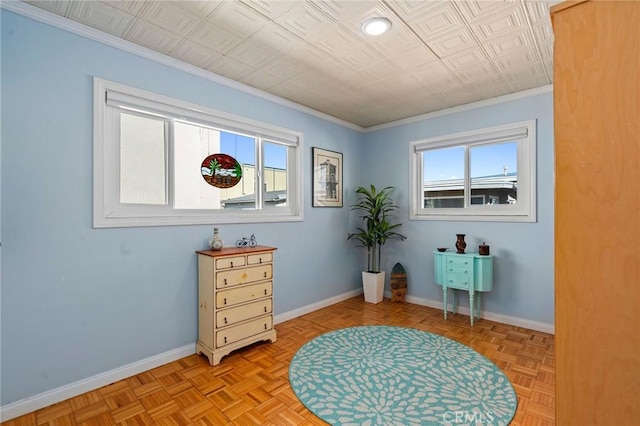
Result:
[0, 0, 364, 132]
[365, 84, 553, 132]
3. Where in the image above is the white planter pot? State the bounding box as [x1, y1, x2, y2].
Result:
[362, 271, 385, 304]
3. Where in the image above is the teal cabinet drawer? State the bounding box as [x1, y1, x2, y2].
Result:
[447, 265, 471, 275]
[446, 273, 470, 290]
[446, 257, 471, 268]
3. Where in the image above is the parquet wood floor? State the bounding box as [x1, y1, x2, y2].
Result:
[2, 297, 555, 425]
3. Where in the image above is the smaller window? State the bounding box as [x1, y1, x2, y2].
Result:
[410, 120, 536, 222]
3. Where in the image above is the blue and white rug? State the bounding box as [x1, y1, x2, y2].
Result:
[289, 326, 516, 425]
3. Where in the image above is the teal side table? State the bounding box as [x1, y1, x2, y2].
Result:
[434, 251, 493, 325]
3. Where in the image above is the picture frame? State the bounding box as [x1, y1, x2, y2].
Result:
[312, 147, 343, 207]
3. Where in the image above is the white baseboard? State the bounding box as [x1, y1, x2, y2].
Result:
[1, 287, 552, 422]
[0, 289, 363, 422]
[0, 344, 195, 422]
[275, 288, 554, 334]
[274, 288, 363, 324]
[395, 292, 555, 334]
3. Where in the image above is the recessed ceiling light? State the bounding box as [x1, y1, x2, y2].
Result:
[361, 17, 392, 36]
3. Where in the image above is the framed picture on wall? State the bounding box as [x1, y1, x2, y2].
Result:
[312, 147, 343, 207]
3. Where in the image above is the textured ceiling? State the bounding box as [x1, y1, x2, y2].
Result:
[24, 0, 557, 128]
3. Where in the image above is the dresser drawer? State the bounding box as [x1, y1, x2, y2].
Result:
[447, 265, 471, 275]
[247, 252, 272, 265]
[446, 257, 472, 268]
[215, 256, 246, 270]
[445, 273, 471, 290]
[216, 281, 272, 308]
[216, 298, 272, 328]
[216, 264, 272, 289]
[216, 315, 273, 348]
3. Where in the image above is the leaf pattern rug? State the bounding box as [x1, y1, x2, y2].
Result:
[288, 326, 516, 425]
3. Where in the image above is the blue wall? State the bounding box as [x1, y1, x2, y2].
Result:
[1, 9, 554, 407]
[0, 10, 363, 405]
[365, 94, 555, 326]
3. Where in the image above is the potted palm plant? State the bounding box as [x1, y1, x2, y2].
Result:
[348, 185, 406, 303]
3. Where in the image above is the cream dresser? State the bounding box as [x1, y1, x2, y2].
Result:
[196, 246, 277, 366]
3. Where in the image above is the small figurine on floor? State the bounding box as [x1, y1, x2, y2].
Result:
[390, 262, 407, 303]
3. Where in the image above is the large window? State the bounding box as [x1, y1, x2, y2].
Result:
[94, 78, 303, 228]
[410, 120, 536, 222]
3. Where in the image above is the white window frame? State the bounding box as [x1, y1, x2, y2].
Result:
[409, 120, 536, 222]
[93, 77, 303, 228]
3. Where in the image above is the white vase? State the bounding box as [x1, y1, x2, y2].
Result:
[208, 227, 224, 251]
[362, 271, 385, 304]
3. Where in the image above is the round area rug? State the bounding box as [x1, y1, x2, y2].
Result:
[289, 326, 516, 425]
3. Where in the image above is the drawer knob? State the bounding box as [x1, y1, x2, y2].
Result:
[264, 289, 267, 295]
[224, 337, 227, 344]
[264, 272, 267, 278]
[264, 323, 268, 330]
[259, 258, 263, 264]
[224, 278, 227, 285]
[223, 298, 227, 305]
[224, 317, 228, 324]
[230, 261, 234, 267]
[264, 306, 267, 313]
